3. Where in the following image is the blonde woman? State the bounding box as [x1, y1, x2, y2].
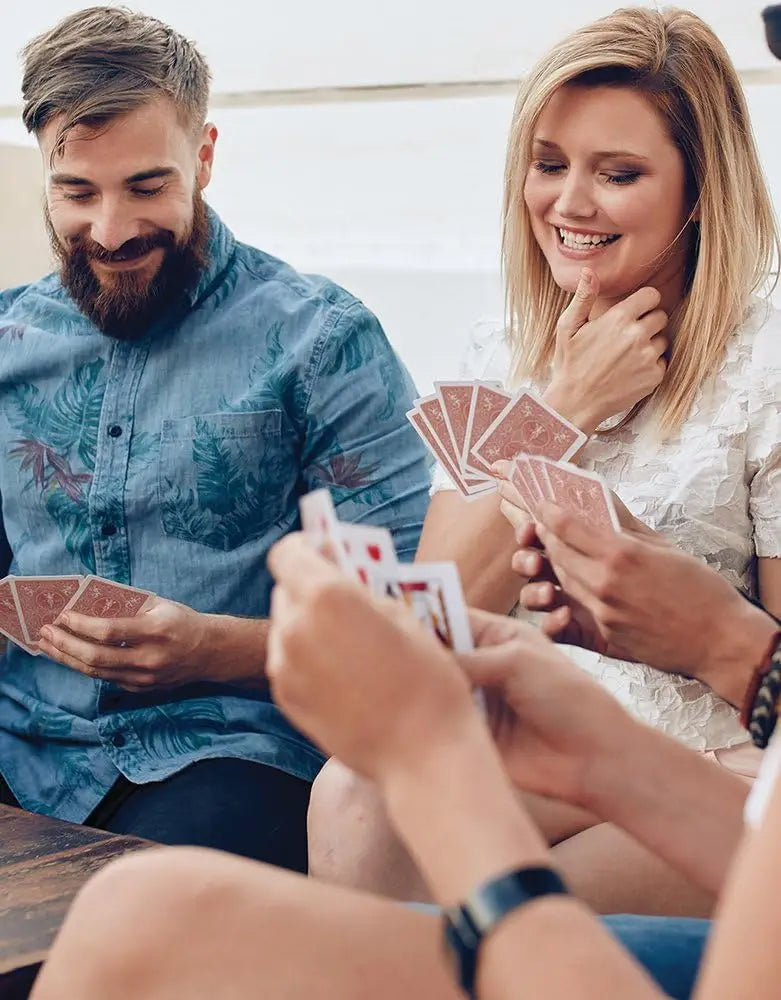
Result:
[307, 7, 781, 916]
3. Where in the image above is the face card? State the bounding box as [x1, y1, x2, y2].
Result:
[371, 562, 473, 653]
[464, 384, 513, 476]
[407, 409, 495, 501]
[472, 391, 587, 468]
[545, 463, 621, 532]
[12, 576, 84, 644]
[61, 577, 154, 620]
[435, 382, 492, 483]
[0, 577, 39, 655]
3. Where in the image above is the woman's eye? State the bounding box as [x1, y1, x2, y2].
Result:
[605, 172, 641, 185]
[533, 161, 565, 175]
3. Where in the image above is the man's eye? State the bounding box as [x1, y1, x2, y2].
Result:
[533, 161, 565, 175]
[132, 187, 164, 198]
[62, 191, 94, 202]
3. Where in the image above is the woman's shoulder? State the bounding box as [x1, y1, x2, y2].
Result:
[732, 296, 781, 370]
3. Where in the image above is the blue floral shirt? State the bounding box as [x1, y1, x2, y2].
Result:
[0, 209, 430, 822]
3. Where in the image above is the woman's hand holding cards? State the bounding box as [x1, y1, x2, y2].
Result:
[544, 267, 669, 436]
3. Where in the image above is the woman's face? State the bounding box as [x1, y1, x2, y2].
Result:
[523, 84, 693, 305]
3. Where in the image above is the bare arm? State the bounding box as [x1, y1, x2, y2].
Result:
[758, 557, 781, 621]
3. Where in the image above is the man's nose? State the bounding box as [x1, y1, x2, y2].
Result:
[553, 170, 597, 221]
[89, 200, 143, 252]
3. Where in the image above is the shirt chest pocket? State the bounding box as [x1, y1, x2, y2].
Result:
[157, 411, 294, 552]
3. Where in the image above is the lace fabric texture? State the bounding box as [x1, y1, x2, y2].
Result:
[432, 301, 781, 751]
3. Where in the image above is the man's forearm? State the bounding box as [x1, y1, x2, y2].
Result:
[201, 613, 271, 687]
[585, 722, 748, 895]
[701, 598, 780, 709]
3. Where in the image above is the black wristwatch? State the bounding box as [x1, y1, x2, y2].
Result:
[442, 866, 569, 998]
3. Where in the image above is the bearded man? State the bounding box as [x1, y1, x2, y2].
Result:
[0, 6, 429, 869]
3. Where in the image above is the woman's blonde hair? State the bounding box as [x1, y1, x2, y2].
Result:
[502, 6, 780, 436]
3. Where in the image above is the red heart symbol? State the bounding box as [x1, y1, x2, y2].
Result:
[368, 545, 382, 562]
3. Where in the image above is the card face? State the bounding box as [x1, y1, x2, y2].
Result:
[62, 577, 154, 620]
[339, 524, 397, 587]
[12, 576, 84, 644]
[472, 391, 587, 468]
[407, 409, 495, 502]
[464, 384, 513, 476]
[371, 562, 473, 653]
[0, 577, 39, 655]
[545, 463, 620, 532]
[299, 488, 357, 576]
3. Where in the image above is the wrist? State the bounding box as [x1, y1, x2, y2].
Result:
[698, 597, 779, 709]
[199, 613, 269, 686]
[543, 380, 597, 437]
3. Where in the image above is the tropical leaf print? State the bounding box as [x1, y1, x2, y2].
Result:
[142, 699, 228, 758]
[0, 324, 25, 342]
[192, 428, 242, 516]
[43, 487, 96, 572]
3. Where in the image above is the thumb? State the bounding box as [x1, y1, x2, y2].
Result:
[556, 267, 599, 340]
[456, 643, 518, 690]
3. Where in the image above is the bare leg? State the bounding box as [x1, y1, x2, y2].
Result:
[307, 758, 596, 901]
[551, 824, 715, 917]
[31, 847, 462, 1000]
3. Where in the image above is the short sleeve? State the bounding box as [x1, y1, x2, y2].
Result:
[430, 319, 512, 496]
[302, 302, 431, 562]
[747, 305, 781, 557]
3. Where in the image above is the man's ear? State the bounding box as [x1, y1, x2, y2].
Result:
[196, 122, 218, 190]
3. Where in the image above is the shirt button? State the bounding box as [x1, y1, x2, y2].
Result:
[108, 425, 123, 438]
[101, 523, 117, 537]
[111, 733, 126, 748]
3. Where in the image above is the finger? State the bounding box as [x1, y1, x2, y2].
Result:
[533, 527, 607, 613]
[268, 533, 347, 597]
[499, 498, 532, 533]
[519, 580, 566, 612]
[511, 548, 557, 583]
[466, 608, 524, 647]
[53, 609, 159, 645]
[541, 605, 572, 640]
[515, 517, 541, 550]
[536, 502, 614, 559]
[556, 267, 599, 340]
[491, 459, 512, 481]
[39, 625, 148, 670]
[617, 285, 662, 319]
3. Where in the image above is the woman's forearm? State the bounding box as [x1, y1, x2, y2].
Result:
[582, 722, 748, 895]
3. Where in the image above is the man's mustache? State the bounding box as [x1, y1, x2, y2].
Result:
[69, 231, 176, 263]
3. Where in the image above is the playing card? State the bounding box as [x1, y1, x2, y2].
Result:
[299, 489, 357, 576]
[463, 384, 513, 476]
[371, 562, 473, 653]
[417, 395, 490, 489]
[407, 409, 495, 501]
[435, 382, 493, 484]
[61, 577, 155, 620]
[527, 456, 554, 502]
[12, 576, 84, 645]
[545, 462, 621, 532]
[339, 523, 398, 587]
[0, 577, 39, 655]
[472, 391, 587, 468]
[509, 458, 540, 514]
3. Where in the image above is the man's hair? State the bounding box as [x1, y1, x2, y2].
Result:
[22, 6, 211, 159]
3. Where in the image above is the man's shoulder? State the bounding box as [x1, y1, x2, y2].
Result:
[231, 241, 364, 324]
[0, 273, 67, 321]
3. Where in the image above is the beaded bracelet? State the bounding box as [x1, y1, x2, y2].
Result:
[748, 642, 781, 749]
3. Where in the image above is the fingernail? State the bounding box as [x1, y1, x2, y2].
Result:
[40, 627, 52, 641]
[56, 614, 68, 628]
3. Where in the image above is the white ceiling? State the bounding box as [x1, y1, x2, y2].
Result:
[1, 0, 777, 106]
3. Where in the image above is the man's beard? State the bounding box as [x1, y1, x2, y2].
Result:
[47, 192, 210, 341]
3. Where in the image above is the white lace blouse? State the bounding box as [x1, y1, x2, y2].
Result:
[432, 300, 781, 751]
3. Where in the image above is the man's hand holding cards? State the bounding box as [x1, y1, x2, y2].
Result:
[0, 574, 155, 655]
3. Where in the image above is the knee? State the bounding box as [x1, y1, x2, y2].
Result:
[307, 758, 385, 875]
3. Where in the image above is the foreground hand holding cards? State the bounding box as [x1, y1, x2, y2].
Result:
[407, 382, 587, 500]
[299, 490, 473, 653]
[0, 575, 155, 655]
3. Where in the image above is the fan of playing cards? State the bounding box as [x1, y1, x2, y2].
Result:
[0, 575, 154, 656]
[300, 490, 473, 653]
[407, 381, 620, 531]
